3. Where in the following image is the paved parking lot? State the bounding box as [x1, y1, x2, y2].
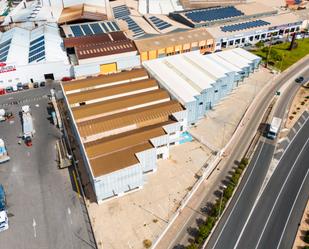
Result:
[0, 87, 96, 249]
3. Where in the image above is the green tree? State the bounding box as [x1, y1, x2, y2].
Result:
[255, 41, 264, 48]
[7, 0, 13, 8]
[241, 158, 249, 166]
[223, 184, 234, 199]
[231, 173, 240, 185]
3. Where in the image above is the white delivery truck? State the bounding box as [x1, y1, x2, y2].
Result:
[21, 105, 35, 146]
[267, 117, 282, 139]
[0, 139, 10, 163]
[0, 184, 8, 232]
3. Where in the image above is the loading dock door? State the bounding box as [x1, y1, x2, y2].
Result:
[100, 63, 117, 74]
[44, 73, 54, 80]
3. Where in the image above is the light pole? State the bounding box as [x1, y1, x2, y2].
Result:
[217, 185, 227, 219]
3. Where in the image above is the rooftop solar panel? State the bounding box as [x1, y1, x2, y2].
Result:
[107, 22, 115, 31]
[100, 22, 109, 32]
[148, 16, 172, 30]
[113, 5, 130, 19]
[184, 6, 244, 23]
[120, 16, 145, 37]
[30, 36, 44, 46]
[71, 25, 84, 37]
[90, 23, 103, 34]
[111, 21, 120, 31]
[221, 19, 270, 32]
[81, 24, 93, 35]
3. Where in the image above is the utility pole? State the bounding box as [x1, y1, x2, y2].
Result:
[217, 185, 227, 219]
[265, 35, 273, 68]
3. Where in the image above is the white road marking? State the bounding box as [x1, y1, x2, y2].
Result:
[68, 207, 72, 225]
[210, 141, 266, 249]
[232, 117, 309, 249]
[276, 169, 309, 249]
[253, 137, 309, 249]
[33, 218, 37, 238]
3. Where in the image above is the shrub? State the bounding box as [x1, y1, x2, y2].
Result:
[231, 173, 241, 185]
[143, 239, 152, 248]
[224, 185, 235, 199]
[235, 168, 243, 175]
[297, 107, 300, 110]
[303, 246, 309, 249]
[186, 243, 198, 249]
[289, 116, 294, 120]
[239, 163, 246, 170]
[301, 101, 305, 105]
[198, 224, 211, 240]
[240, 158, 249, 166]
[292, 111, 297, 115]
[205, 216, 216, 228]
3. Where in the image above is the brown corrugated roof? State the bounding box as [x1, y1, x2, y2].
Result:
[58, 4, 107, 24]
[90, 142, 152, 177]
[85, 121, 169, 159]
[72, 89, 170, 122]
[78, 100, 183, 139]
[76, 40, 136, 59]
[134, 27, 214, 52]
[63, 31, 137, 59]
[62, 68, 148, 92]
[67, 78, 158, 105]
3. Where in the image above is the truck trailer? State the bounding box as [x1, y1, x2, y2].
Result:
[21, 105, 35, 146]
[0, 139, 10, 163]
[267, 117, 282, 139]
[0, 184, 8, 232]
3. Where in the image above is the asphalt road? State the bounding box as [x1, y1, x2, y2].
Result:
[204, 66, 309, 249]
[234, 115, 309, 249]
[0, 85, 96, 249]
[170, 56, 309, 248]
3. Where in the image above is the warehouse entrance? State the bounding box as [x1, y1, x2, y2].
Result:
[100, 63, 117, 74]
[44, 73, 54, 80]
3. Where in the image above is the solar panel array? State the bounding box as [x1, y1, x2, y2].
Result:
[70, 21, 120, 37]
[120, 16, 145, 38]
[113, 5, 130, 19]
[149, 16, 172, 30]
[221, 20, 270, 32]
[184, 6, 244, 23]
[0, 39, 12, 62]
[28, 35, 45, 63]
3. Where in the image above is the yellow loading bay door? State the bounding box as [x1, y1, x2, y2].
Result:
[100, 63, 117, 74]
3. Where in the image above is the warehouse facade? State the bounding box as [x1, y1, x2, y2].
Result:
[0, 23, 70, 88]
[63, 31, 140, 78]
[61, 69, 188, 202]
[143, 48, 261, 124]
[134, 28, 215, 62]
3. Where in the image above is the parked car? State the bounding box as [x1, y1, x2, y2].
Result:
[33, 82, 39, 88]
[12, 85, 18, 92]
[23, 83, 29, 90]
[17, 83, 23, 91]
[61, 76, 74, 81]
[0, 88, 5, 95]
[5, 86, 13, 93]
[40, 81, 45, 87]
[295, 76, 304, 83]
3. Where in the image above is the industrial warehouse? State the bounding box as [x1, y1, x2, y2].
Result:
[143, 48, 261, 124]
[61, 69, 188, 202]
[60, 48, 261, 203]
[0, 23, 70, 88]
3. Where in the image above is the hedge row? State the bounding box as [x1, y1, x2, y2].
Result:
[186, 158, 249, 249]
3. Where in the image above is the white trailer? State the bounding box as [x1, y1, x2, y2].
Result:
[267, 117, 282, 139]
[0, 184, 9, 232]
[21, 105, 35, 146]
[0, 139, 10, 163]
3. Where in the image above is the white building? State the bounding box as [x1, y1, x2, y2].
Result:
[61, 69, 188, 203]
[0, 23, 71, 88]
[207, 12, 303, 50]
[143, 48, 261, 124]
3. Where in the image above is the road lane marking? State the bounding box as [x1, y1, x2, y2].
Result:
[232, 117, 309, 249]
[33, 218, 37, 238]
[68, 207, 73, 225]
[254, 137, 309, 249]
[210, 141, 266, 249]
[276, 169, 309, 249]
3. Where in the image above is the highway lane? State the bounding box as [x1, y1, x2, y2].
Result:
[234, 116, 309, 249]
[169, 56, 309, 249]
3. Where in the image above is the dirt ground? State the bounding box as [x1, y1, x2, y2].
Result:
[285, 87, 309, 129]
